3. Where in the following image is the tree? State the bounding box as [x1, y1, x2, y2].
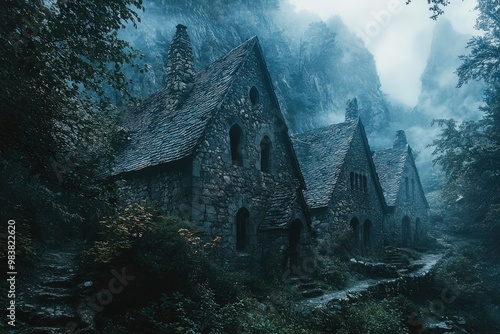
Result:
[406, 0, 452, 20]
[430, 0, 500, 239]
[0, 0, 143, 180]
[0, 0, 145, 242]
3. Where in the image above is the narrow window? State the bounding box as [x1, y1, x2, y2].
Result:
[363, 175, 368, 193]
[355, 173, 359, 190]
[230, 124, 243, 166]
[405, 177, 409, 200]
[350, 172, 354, 189]
[260, 136, 271, 173]
[236, 208, 250, 252]
[411, 178, 415, 200]
[249, 86, 259, 105]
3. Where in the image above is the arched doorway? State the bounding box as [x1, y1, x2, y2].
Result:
[236, 208, 250, 252]
[288, 219, 302, 268]
[402, 216, 411, 246]
[363, 219, 372, 248]
[350, 218, 360, 245]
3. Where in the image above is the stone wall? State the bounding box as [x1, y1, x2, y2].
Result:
[311, 124, 386, 251]
[191, 47, 307, 262]
[116, 160, 192, 219]
[387, 154, 429, 246]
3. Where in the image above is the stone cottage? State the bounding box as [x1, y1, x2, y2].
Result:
[373, 131, 429, 246]
[106, 25, 310, 267]
[291, 99, 388, 251]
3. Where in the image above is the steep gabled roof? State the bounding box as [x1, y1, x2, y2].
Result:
[260, 183, 298, 230]
[108, 37, 258, 176]
[373, 144, 429, 208]
[292, 120, 359, 209]
[372, 146, 406, 207]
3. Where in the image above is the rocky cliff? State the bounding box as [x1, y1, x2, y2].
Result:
[120, 0, 391, 135]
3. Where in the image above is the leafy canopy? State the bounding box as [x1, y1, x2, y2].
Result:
[0, 0, 144, 179]
[430, 0, 500, 239]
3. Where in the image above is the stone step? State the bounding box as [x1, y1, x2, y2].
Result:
[302, 288, 323, 298]
[36, 291, 75, 303]
[29, 326, 66, 334]
[41, 277, 77, 288]
[29, 305, 77, 327]
[299, 282, 317, 290]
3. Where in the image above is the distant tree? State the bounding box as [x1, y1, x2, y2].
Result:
[430, 0, 500, 241]
[301, 22, 338, 73]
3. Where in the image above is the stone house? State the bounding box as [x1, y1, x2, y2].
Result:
[106, 25, 310, 267]
[291, 99, 388, 251]
[373, 131, 429, 246]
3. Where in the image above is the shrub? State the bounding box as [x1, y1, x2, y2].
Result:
[136, 216, 213, 288]
[86, 201, 153, 264]
[434, 244, 485, 301]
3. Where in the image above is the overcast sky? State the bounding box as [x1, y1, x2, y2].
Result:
[288, 0, 478, 106]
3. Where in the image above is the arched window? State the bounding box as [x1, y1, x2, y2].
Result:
[230, 124, 243, 166]
[412, 178, 415, 200]
[402, 216, 411, 246]
[350, 218, 360, 244]
[363, 175, 368, 193]
[249, 86, 259, 105]
[236, 208, 250, 252]
[363, 220, 372, 248]
[260, 136, 271, 173]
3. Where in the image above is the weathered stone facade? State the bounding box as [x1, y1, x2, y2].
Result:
[107, 25, 310, 269]
[117, 160, 192, 219]
[107, 25, 430, 272]
[190, 45, 308, 258]
[373, 131, 429, 246]
[292, 100, 388, 252]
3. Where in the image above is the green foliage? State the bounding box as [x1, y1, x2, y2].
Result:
[307, 296, 413, 334]
[0, 157, 88, 255]
[135, 216, 214, 287]
[406, 0, 451, 20]
[434, 244, 485, 300]
[315, 254, 351, 288]
[430, 0, 500, 238]
[457, 0, 500, 87]
[106, 289, 316, 334]
[1, 0, 144, 175]
[339, 300, 407, 334]
[86, 201, 153, 264]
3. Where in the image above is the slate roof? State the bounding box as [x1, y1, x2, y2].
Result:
[291, 119, 359, 209]
[372, 146, 407, 207]
[260, 183, 298, 230]
[107, 36, 259, 176]
[373, 145, 429, 208]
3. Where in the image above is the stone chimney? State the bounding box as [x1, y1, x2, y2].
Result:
[345, 98, 359, 122]
[393, 130, 408, 149]
[166, 24, 195, 109]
